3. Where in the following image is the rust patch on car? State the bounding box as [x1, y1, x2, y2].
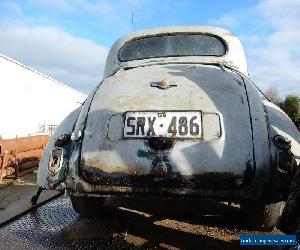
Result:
[79, 159, 244, 190]
[83, 158, 133, 175]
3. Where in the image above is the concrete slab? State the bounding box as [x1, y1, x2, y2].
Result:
[0, 172, 59, 225]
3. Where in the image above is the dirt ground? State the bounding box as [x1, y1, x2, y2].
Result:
[0, 172, 59, 224]
[0, 174, 286, 249]
[61, 196, 284, 250]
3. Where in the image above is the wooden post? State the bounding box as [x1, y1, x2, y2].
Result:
[12, 150, 20, 179]
[0, 151, 8, 182]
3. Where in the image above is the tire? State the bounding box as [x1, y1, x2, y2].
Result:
[70, 195, 105, 217]
[240, 201, 284, 231]
[277, 188, 300, 234]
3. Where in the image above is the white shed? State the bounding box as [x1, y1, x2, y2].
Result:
[0, 53, 87, 139]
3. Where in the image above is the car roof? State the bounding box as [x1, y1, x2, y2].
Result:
[104, 26, 248, 77]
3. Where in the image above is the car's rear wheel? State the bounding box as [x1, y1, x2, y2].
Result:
[240, 201, 284, 231]
[70, 196, 105, 217]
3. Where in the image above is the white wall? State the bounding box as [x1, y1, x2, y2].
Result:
[0, 54, 87, 139]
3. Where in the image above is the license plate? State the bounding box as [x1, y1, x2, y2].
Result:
[124, 111, 202, 138]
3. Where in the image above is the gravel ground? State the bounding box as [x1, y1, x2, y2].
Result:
[0, 195, 286, 250]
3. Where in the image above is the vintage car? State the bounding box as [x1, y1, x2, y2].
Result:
[37, 26, 300, 230]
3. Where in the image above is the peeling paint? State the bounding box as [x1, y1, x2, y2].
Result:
[37, 26, 300, 205]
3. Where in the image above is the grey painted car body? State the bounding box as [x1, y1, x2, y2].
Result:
[38, 26, 300, 202]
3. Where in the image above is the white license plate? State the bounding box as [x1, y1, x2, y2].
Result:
[124, 111, 202, 138]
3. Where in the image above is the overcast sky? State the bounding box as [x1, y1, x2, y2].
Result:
[0, 0, 299, 96]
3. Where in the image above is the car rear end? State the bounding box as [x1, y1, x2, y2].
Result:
[37, 26, 286, 229]
[77, 63, 255, 198]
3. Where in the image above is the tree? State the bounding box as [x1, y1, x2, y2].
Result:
[282, 95, 300, 123]
[264, 86, 281, 106]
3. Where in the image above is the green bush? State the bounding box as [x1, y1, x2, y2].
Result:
[282, 95, 300, 123]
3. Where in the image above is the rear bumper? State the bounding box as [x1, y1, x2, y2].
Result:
[80, 166, 246, 190]
[71, 169, 256, 202]
[70, 184, 250, 202]
[69, 166, 283, 203]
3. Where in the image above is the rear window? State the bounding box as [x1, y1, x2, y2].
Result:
[119, 34, 226, 62]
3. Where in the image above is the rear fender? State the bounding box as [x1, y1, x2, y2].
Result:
[37, 107, 81, 188]
[263, 101, 300, 191]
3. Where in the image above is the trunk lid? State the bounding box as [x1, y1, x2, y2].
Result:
[79, 64, 254, 189]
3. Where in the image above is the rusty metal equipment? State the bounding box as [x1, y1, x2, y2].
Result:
[0, 135, 49, 181]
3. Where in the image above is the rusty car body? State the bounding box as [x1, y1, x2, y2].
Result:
[37, 26, 300, 230]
